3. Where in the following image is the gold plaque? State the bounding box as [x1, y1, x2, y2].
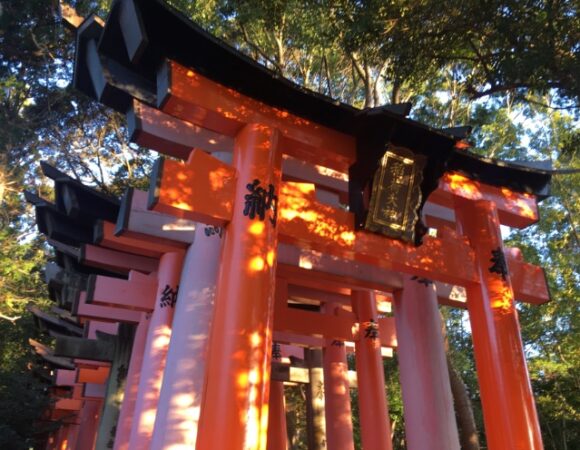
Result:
[364, 147, 426, 243]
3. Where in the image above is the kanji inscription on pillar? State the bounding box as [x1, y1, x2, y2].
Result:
[243, 179, 278, 227]
[489, 247, 508, 281]
[159, 284, 179, 308]
[272, 342, 282, 360]
[364, 147, 426, 243]
[363, 319, 379, 340]
[204, 225, 223, 238]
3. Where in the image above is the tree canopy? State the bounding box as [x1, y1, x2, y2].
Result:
[0, 1, 577, 448]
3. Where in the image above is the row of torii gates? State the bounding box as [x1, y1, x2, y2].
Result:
[30, 1, 552, 449]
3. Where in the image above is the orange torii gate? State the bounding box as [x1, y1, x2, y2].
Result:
[69, 1, 552, 449]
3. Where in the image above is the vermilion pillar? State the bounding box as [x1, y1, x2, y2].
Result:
[114, 315, 148, 450]
[455, 198, 543, 449]
[196, 123, 282, 450]
[76, 399, 101, 450]
[394, 276, 460, 450]
[66, 422, 80, 450]
[267, 381, 288, 450]
[351, 290, 393, 450]
[128, 251, 184, 449]
[323, 304, 354, 450]
[152, 224, 224, 449]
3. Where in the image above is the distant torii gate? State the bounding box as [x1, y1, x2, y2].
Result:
[34, 1, 553, 449]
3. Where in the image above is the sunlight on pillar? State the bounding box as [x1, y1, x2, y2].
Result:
[266, 249, 275, 266]
[142, 409, 157, 427]
[153, 329, 171, 349]
[249, 256, 265, 272]
[243, 404, 260, 449]
[174, 393, 194, 408]
[249, 332, 262, 346]
[249, 221, 265, 235]
[259, 403, 270, 450]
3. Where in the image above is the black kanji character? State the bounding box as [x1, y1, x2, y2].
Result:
[272, 342, 282, 360]
[204, 225, 223, 238]
[411, 275, 433, 286]
[489, 247, 508, 281]
[243, 179, 278, 227]
[159, 284, 179, 308]
[364, 319, 379, 340]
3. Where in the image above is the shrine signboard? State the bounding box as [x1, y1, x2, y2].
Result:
[364, 147, 425, 243]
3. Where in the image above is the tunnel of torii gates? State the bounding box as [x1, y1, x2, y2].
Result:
[25, 1, 555, 450]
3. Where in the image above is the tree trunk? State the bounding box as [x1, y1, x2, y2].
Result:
[446, 355, 481, 450]
[441, 314, 481, 450]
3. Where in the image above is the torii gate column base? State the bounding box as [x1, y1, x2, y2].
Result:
[455, 199, 543, 450]
[352, 291, 393, 450]
[394, 276, 460, 450]
[323, 303, 354, 450]
[266, 381, 288, 450]
[196, 123, 282, 450]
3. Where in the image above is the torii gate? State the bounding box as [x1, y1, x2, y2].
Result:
[60, 0, 552, 449]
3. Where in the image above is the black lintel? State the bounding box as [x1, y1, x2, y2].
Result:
[54, 336, 114, 362]
[27, 304, 83, 337]
[41, 162, 121, 223]
[441, 126, 472, 139]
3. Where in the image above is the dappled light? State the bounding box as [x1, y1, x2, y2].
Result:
[501, 188, 536, 219]
[154, 150, 236, 225]
[445, 173, 482, 199]
[489, 279, 515, 313]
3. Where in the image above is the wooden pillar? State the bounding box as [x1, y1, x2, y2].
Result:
[54, 424, 66, 450]
[128, 251, 184, 449]
[323, 304, 354, 450]
[65, 424, 79, 450]
[151, 224, 224, 449]
[351, 290, 393, 450]
[267, 381, 288, 450]
[95, 323, 136, 450]
[455, 199, 543, 449]
[394, 276, 460, 450]
[306, 348, 327, 450]
[76, 399, 100, 450]
[113, 315, 148, 450]
[196, 123, 282, 450]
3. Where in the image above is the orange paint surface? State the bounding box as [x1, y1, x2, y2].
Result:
[455, 198, 543, 449]
[154, 158, 477, 284]
[196, 124, 282, 450]
[77, 366, 109, 384]
[153, 149, 236, 225]
[98, 221, 185, 258]
[161, 61, 355, 171]
[278, 182, 476, 285]
[437, 172, 539, 226]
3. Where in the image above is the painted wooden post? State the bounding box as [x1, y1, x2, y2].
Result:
[266, 381, 288, 450]
[113, 315, 148, 450]
[305, 348, 327, 450]
[151, 224, 224, 449]
[322, 304, 354, 450]
[76, 399, 101, 450]
[351, 290, 393, 450]
[196, 123, 282, 450]
[393, 276, 460, 450]
[455, 199, 543, 450]
[151, 152, 231, 450]
[95, 323, 136, 450]
[127, 251, 184, 449]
